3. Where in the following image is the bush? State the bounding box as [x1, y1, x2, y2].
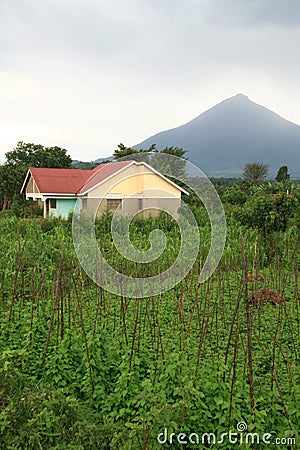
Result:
[10, 196, 43, 218]
[222, 187, 247, 206]
[0, 210, 15, 219]
[233, 192, 298, 233]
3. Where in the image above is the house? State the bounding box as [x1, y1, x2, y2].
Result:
[20, 160, 188, 219]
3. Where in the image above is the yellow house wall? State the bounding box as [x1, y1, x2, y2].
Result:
[87, 164, 181, 198]
[96, 198, 108, 216]
[84, 197, 181, 218]
[135, 197, 181, 219]
[83, 198, 108, 217]
[141, 173, 180, 197]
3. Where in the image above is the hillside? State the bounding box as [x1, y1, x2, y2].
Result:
[134, 94, 300, 178]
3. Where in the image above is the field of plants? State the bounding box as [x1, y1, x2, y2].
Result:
[0, 202, 299, 449]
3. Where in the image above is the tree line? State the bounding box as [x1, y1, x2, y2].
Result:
[0, 141, 295, 213]
[0, 142, 72, 211]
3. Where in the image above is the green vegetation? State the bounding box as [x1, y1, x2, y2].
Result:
[72, 161, 98, 170]
[0, 141, 72, 210]
[0, 181, 299, 448]
[0, 149, 299, 448]
[276, 166, 290, 183]
[243, 162, 269, 184]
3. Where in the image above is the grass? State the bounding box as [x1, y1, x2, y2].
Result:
[0, 215, 299, 449]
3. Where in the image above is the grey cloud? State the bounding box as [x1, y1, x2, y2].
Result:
[204, 0, 300, 28]
[0, 0, 300, 163]
[0, 0, 148, 67]
[1, 0, 299, 74]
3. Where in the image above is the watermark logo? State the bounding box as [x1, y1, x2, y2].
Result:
[157, 422, 296, 446]
[236, 421, 247, 432]
[72, 153, 226, 298]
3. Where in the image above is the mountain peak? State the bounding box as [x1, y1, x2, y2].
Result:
[234, 93, 249, 99]
[134, 95, 300, 178]
[230, 93, 249, 101]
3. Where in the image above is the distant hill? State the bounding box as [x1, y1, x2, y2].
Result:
[134, 94, 300, 178]
[72, 161, 97, 170]
[72, 157, 113, 170]
[93, 156, 113, 164]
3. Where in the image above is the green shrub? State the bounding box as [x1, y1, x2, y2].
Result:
[0, 210, 15, 219]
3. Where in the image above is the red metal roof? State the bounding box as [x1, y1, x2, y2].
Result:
[29, 168, 91, 194]
[28, 161, 133, 195]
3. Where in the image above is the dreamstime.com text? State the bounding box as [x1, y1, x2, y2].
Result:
[157, 423, 296, 446]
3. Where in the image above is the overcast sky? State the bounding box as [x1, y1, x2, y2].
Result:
[1, 0, 300, 162]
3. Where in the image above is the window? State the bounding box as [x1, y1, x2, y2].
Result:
[50, 199, 57, 209]
[107, 198, 122, 210]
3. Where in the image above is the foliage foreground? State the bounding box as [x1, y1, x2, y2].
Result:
[0, 216, 299, 449]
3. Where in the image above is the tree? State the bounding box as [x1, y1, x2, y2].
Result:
[114, 143, 188, 177]
[0, 141, 72, 210]
[5, 141, 72, 168]
[72, 161, 98, 170]
[234, 192, 298, 233]
[0, 163, 23, 210]
[159, 146, 186, 159]
[275, 166, 290, 182]
[150, 146, 187, 180]
[243, 162, 269, 184]
[113, 143, 155, 160]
